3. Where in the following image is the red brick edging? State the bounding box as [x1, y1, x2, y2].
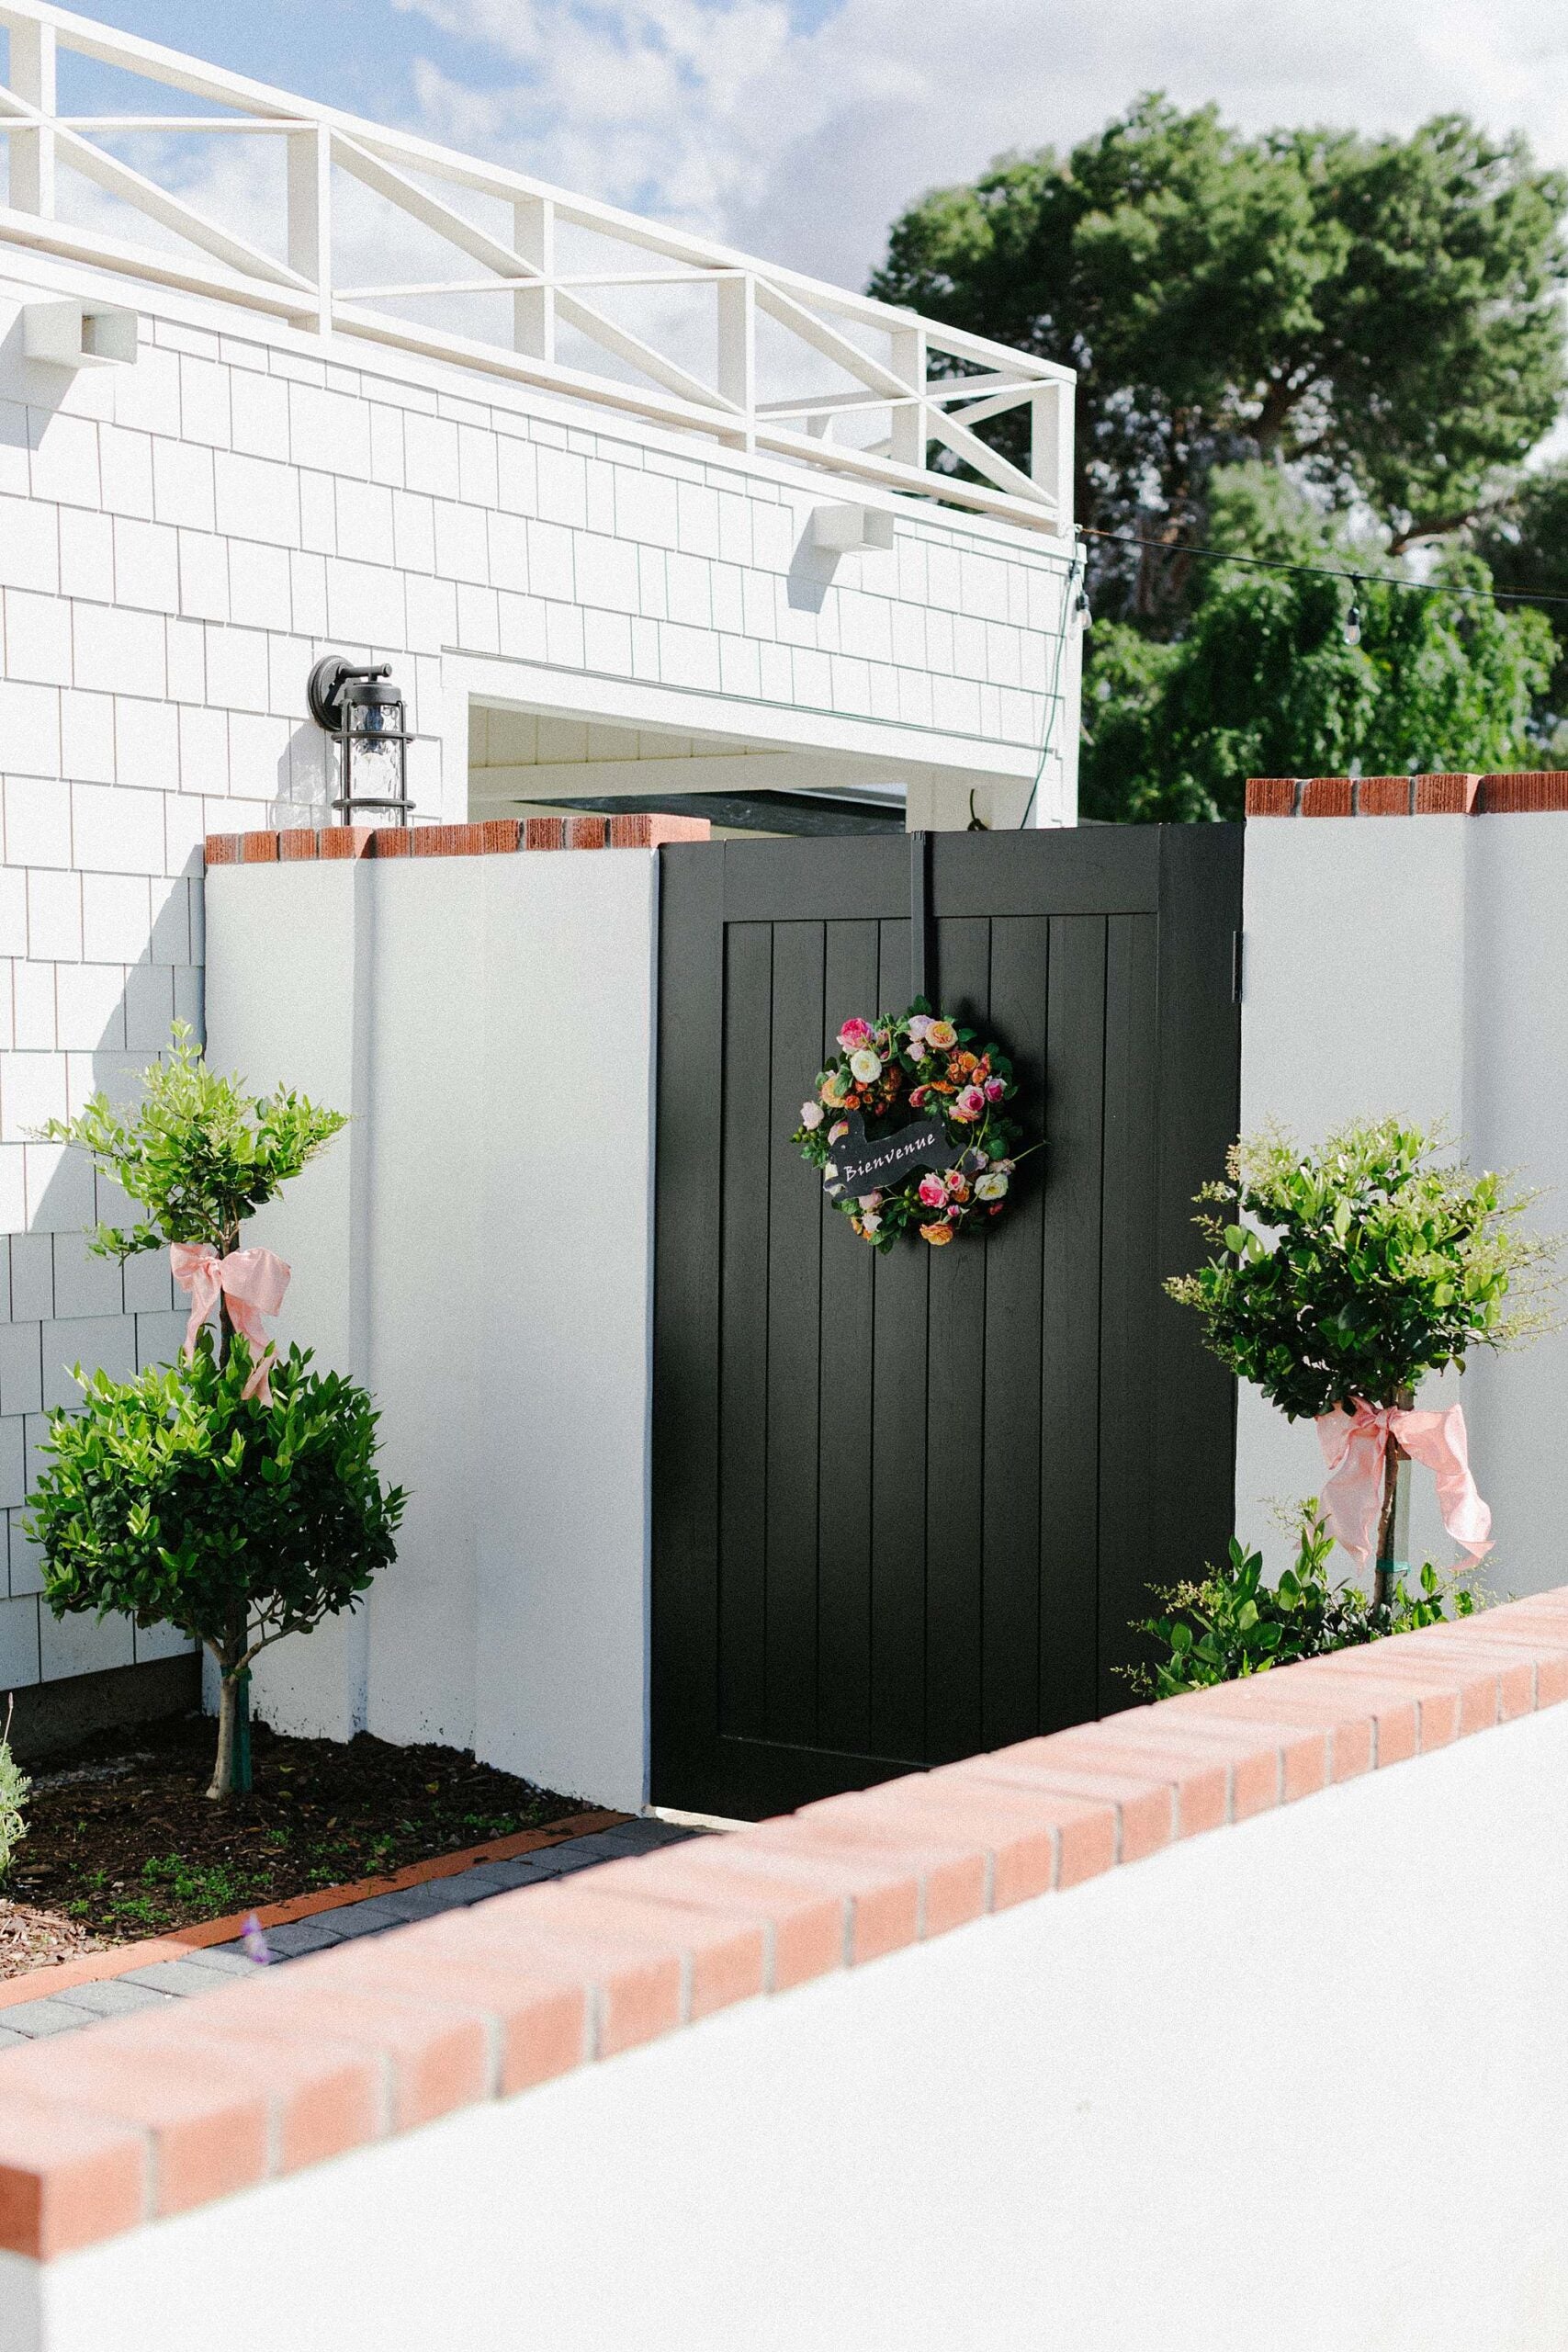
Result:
[205, 811, 711, 865]
[1246, 771, 1568, 818]
[0, 1809, 627, 2015]
[3, 1594, 1567, 2261]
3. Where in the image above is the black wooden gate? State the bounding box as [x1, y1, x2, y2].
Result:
[652, 824, 1242, 1820]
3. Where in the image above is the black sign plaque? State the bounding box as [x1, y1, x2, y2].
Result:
[822, 1107, 983, 1197]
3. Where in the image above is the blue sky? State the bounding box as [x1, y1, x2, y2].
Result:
[41, 0, 1568, 290]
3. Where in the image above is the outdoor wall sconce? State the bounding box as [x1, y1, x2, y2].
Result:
[22, 300, 140, 369]
[307, 655, 414, 824]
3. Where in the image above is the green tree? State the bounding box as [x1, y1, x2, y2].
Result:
[871, 100, 1567, 609]
[1080, 467, 1555, 820]
[29, 1349, 403, 1803]
[28, 1031, 401, 1800]
[37, 1021, 345, 1266]
[1168, 1119, 1551, 1602]
[1472, 459, 1568, 742]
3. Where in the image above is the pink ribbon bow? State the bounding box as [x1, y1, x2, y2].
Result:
[1314, 1398, 1492, 1571]
[169, 1242, 291, 1404]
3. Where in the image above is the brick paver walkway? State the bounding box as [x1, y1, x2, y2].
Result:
[0, 1816, 699, 2049]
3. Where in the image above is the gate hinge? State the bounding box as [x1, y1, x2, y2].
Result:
[1232, 930, 1244, 1003]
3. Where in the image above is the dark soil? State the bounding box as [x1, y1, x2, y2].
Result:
[0, 1711, 585, 1973]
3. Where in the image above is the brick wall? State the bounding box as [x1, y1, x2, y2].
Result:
[1245, 771, 1568, 817]
[0, 1589, 1563, 2349]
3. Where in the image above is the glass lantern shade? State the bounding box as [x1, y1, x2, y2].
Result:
[341, 679, 412, 820]
[308, 656, 414, 825]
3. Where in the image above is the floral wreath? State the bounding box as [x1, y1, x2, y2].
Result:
[792, 1000, 1023, 1250]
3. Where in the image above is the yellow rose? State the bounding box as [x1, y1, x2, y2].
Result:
[919, 1221, 954, 1246]
[925, 1019, 958, 1051]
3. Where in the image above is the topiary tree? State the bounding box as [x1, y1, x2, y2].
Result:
[36, 1022, 345, 1272]
[1168, 1119, 1553, 1601]
[27, 1027, 404, 1799]
[28, 1348, 403, 1800]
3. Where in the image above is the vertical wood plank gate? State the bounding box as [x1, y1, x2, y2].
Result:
[652, 825, 1243, 1820]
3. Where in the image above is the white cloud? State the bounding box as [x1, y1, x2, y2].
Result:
[390, 0, 1568, 292]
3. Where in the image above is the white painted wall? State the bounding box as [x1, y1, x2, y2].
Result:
[204, 852, 657, 1809]
[0, 246, 1077, 1697]
[6, 1694, 1566, 2351]
[1239, 814, 1568, 1596]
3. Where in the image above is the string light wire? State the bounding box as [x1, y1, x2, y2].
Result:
[1077, 524, 1568, 616]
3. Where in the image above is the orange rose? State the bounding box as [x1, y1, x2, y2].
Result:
[919, 1221, 954, 1246]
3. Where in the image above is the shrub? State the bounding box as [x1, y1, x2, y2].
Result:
[0, 1708, 29, 1880]
[1126, 1501, 1481, 1700]
[28, 1345, 405, 1802]
[36, 1022, 345, 1265]
[29, 1026, 394, 1801]
[1167, 1118, 1550, 1421]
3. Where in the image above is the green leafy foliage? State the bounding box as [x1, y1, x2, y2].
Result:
[35, 1023, 347, 1261]
[1127, 1502, 1480, 1699]
[870, 99, 1567, 580]
[0, 1716, 28, 1882]
[27, 1340, 405, 1670]
[1168, 1118, 1552, 1420]
[1079, 468, 1555, 821]
[872, 104, 1568, 820]
[28, 1028, 395, 1801]
[1472, 458, 1568, 748]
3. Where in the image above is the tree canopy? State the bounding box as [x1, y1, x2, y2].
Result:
[871, 99, 1568, 611]
[871, 98, 1568, 820]
[1080, 468, 1555, 821]
[1472, 460, 1568, 744]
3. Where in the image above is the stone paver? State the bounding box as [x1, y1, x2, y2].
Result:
[50, 1981, 172, 2020]
[0, 1818, 702, 2051]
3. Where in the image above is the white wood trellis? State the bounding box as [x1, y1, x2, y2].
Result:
[0, 0, 1073, 536]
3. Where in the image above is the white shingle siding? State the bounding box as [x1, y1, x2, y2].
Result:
[0, 263, 1077, 1693]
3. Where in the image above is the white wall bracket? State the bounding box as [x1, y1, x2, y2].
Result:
[809, 503, 897, 553]
[21, 299, 140, 369]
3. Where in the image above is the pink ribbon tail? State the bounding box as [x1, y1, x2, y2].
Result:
[1314, 1399, 1491, 1572]
[169, 1243, 291, 1403]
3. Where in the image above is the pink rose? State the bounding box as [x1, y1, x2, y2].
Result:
[953, 1085, 986, 1121]
[946, 1206, 962, 1223]
[829, 1121, 848, 1142]
[837, 1017, 873, 1051]
[909, 1086, 928, 1108]
[984, 1078, 1005, 1102]
[858, 1191, 883, 1210]
[918, 1173, 947, 1208]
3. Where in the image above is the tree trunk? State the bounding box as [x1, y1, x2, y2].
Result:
[206, 1595, 254, 1802]
[206, 1227, 254, 1803]
[1373, 1384, 1416, 1609]
[208, 1657, 241, 1802]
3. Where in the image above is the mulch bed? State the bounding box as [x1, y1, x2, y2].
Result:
[0, 1711, 583, 1976]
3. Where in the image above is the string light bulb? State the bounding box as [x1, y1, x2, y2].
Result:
[1075, 584, 1093, 631]
[1344, 581, 1363, 647]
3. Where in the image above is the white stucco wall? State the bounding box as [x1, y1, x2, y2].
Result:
[7, 1689, 1565, 2351]
[204, 851, 656, 1809]
[1238, 813, 1568, 1596]
[0, 248, 1077, 1697]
